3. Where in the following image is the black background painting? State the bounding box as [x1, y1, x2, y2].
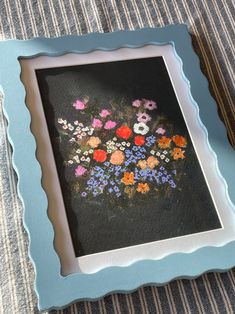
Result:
[36, 56, 221, 257]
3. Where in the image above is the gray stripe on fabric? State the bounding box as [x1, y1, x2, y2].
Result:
[176, 0, 235, 145]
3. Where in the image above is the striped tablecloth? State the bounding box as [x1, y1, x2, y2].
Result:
[0, 1, 234, 313]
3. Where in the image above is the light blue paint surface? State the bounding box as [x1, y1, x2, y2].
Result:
[0, 25, 235, 311]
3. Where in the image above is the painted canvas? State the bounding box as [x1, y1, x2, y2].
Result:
[36, 56, 221, 257]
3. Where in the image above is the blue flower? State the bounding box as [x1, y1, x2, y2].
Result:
[108, 187, 113, 193]
[140, 147, 146, 153]
[114, 186, 119, 192]
[125, 149, 132, 157]
[160, 166, 165, 171]
[132, 146, 139, 151]
[104, 161, 110, 167]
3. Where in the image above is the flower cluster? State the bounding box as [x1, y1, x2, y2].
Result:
[57, 97, 188, 200]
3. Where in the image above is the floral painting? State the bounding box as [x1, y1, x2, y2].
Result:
[36, 56, 221, 257]
[58, 98, 188, 200]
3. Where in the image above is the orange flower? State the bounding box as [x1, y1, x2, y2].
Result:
[158, 136, 172, 149]
[136, 183, 150, 194]
[87, 136, 101, 148]
[110, 150, 125, 165]
[171, 147, 185, 160]
[116, 125, 132, 140]
[121, 172, 135, 185]
[172, 135, 187, 147]
[137, 160, 148, 170]
[147, 156, 159, 169]
[93, 149, 107, 162]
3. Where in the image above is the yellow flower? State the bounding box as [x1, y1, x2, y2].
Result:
[147, 156, 159, 169]
[121, 172, 135, 185]
[171, 147, 185, 160]
[110, 150, 125, 165]
[136, 183, 150, 194]
[87, 136, 101, 148]
[137, 160, 148, 169]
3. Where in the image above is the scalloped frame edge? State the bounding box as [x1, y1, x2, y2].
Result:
[0, 25, 235, 311]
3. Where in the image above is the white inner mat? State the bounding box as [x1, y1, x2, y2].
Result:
[20, 44, 235, 276]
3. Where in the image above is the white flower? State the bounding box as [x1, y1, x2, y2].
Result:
[74, 120, 79, 125]
[160, 155, 165, 159]
[113, 137, 117, 141]
[156, 152, 161, 156]
[58, 118, 63, 124]
[86, 157, 90, 162]
[133, 122, 149, 135]
[107, 149, 112, 153]
[69, 138, 76, 143]
[83, 151, 88, 156]
[81, 132, 86, 137]
[163, 150, 168, 155]
[62, 125, 68, 129]
[73, 155, 79, 161]
[116, 143, 121, 147]
[76, 149, 81, 153]
[68, 125, 74, 131]
[126, 142, 131, 147]
[121, 142, 126, 146]
[89, 149, 93, 154]
[88, 130, 93, 135]
[77, 135, 82, 139]
[150, 150, 155, 155]
[78, 123, 83, 127]
[120, 147, 125, 151]
[63, 120, 67, 124]
[81, 156, 86, 161]
[165, 158, 170, 163]
[68, 160, 73, 164]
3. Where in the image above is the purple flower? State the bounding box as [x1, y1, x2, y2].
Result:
[75, 165, 87, 177]
[143, 99, 157, 110]
[81, 192, 87, 197]
[156, 127, 166, 135]
[132, 99, 142, 107]
[136, 112, 151, 123]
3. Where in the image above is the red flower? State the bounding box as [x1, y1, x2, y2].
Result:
[93, 149, 107, 162]
[116, 125, 132, 140]
[134, 135, 145, 146]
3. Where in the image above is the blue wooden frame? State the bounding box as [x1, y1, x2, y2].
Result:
[0, 25, 235, 311]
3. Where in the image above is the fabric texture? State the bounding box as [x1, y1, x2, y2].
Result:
[0, 1, 234, 313]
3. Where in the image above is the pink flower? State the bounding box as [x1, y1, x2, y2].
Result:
[92, 118, 103, 128]
[73, 100, 86, 110]
[132, 99, 142, 107]
[104, 120, 117, 129]
[143, 99, 157, 110]
[136, 112, 151, 123]
[99, 109, 111, 118]
[75, 165, 87, 177]
[156, 127, 166, 135]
